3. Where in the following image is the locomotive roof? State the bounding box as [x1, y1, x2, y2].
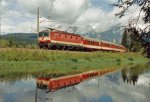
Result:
[42, 28, 82, 37]
[53, 30, 81, 37]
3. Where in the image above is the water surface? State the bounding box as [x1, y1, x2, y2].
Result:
[0, 63, 150, 102]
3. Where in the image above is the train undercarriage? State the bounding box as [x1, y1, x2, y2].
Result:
[38, 42, 116, 52]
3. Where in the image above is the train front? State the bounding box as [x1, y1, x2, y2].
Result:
[38, 29, 51, 48]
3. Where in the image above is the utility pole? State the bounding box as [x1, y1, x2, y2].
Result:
[0, 2, 1, 38]
[0, 13, 1, 38]
[37, 7, 39, 40]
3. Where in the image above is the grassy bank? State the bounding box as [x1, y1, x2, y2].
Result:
[0, 48, 149, 80]
[0, 48, 148, 61]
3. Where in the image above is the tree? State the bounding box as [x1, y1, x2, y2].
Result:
[121, 29, 129, 49]
[114, 0, 150, 57]
[121, 27, 143, 52]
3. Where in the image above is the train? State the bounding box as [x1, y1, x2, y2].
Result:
[36, 68, 116, 92]
[38, 28, 127, 52]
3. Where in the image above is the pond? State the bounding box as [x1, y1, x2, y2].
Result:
[0, 63, 150, 102]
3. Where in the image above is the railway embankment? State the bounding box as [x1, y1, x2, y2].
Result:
[0, 48, 149, 79]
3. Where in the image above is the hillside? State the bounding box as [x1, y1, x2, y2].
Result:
[1, 33, 37, 43]
[0, 33, 37, 48]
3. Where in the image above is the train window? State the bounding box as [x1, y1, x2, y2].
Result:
[39, 30, 49, 37]
[59, 34, 61, 37]
[65, 35, 67, 38]
[39, 32, 43, 37]
[44, 31, 49, 36]
[71, 36, 72, 38]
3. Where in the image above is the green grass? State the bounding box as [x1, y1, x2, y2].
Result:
[0, 48, 149, 81]
[0, 48, 148, 61]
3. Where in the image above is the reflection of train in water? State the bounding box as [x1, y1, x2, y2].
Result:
[38, 28, 127, 52]
[36, 68, 116, 92]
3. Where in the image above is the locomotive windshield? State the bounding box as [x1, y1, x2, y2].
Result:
[39, 30, 50, 37]
[39, 32, 43, 37]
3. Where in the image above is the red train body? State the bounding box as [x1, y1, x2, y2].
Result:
[38, 28, 127, 52]
[36, 68, 116, 91]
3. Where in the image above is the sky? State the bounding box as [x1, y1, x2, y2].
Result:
[0, 0, 144, 34]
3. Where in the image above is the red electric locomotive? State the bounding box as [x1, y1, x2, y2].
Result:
[38, 28, 126, 52]
[38, 28, 83, 50]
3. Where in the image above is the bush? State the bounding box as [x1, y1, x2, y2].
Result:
[116, 59, 121, 62]
[128, 58, 134, 61]
[71, 59, 78, 62]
